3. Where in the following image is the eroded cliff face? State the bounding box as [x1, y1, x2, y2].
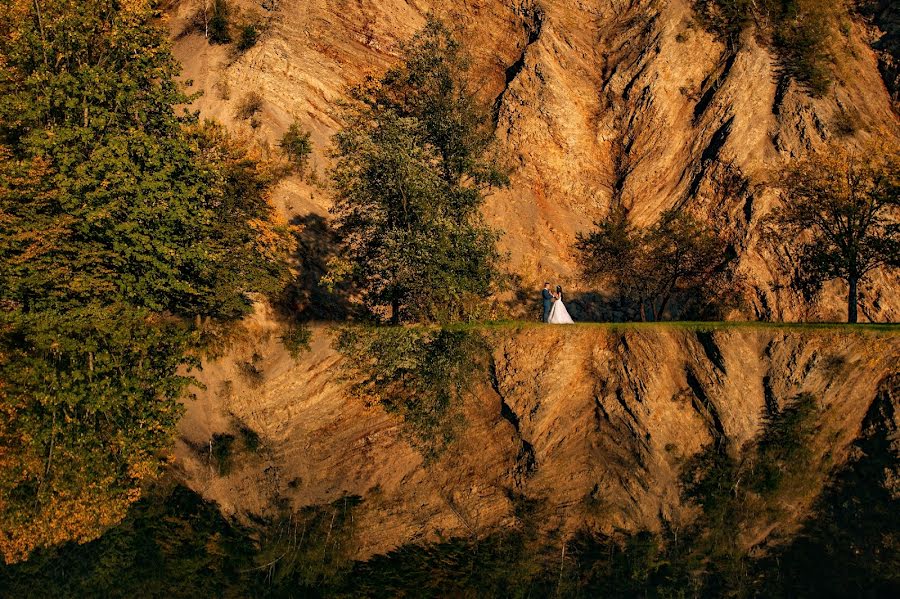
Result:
[174, 319, 899, 559]
[165, 0, 900, 322]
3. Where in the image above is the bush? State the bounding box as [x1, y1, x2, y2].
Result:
[831, 106, 861, 137]
[280, 123, 313, 174]
[692, 0, 836, 96]
[238, 353, 265, 387]
[280, 322, 312, 359]
[237, 23, 260, 52]
[208, 0, 231, 44]
[773, 3, 833, 97]
[235, 92, 264, 120]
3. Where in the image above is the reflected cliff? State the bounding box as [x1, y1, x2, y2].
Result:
[2, 324, 898, 597]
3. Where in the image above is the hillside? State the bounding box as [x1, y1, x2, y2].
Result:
[166, 0, 900, 321]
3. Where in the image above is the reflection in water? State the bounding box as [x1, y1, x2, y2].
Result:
[335, 326, 488, 461]
[2, 381, 897, 597]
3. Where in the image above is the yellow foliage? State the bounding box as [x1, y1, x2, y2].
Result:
[0, 442, 158, 564]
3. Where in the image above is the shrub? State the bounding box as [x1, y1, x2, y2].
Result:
[280, 123, 313, 174]
[280, 322, 312, 359]
[772, 3, 833, 97]
[215, 76, 231, 100]
[237, 23, 261, 52]
[235, 92, 264, 120]
[692, 0, 836, 96]
[208, 0, 231, 44]
[238, 353, 265, 387]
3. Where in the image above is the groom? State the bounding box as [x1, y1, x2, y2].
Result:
[541, 282, 553, 322]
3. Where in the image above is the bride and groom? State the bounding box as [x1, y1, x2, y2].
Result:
[541, 283, 575, 324]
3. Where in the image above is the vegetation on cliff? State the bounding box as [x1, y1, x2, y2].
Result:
[576, 206, 742, 321]
[185, 0, 267, 54]
[576, 138, 899, 324]
[0, 0, 292, 561]
[692, 0, 842, 95]
[0, 0, 897, 579]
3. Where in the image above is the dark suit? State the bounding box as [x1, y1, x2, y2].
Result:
[542, 288, 553, 322]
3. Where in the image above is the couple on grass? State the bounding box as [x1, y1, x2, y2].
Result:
[541, 282, 575, 324]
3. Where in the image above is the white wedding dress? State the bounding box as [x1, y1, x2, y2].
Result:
[548, 294, 575, 324]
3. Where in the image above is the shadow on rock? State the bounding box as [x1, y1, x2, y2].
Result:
[278, 213, 356, 322]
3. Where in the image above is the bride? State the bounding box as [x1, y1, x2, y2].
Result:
[548, 285, 575, 324]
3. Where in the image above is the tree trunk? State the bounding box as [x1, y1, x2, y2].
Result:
[657, 294, 672, 321]
[848, 276, 858, 324]
[657, 280, 675, 321]
[390, 298, 400, 325]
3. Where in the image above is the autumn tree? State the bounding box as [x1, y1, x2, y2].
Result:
[0, 0, 291, 562]
[575, 205, 654, 320]
[646, 209, 734, 319]
[327, 17, 507, 324]
[576, 207, 732, 320]
[772, 141, 900, 323]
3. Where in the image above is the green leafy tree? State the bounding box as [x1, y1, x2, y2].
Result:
[645, 208, 732, 319]
[772, 141, 900, 323]
[327, 17, 508, 324]
[0, 0, 291, 562]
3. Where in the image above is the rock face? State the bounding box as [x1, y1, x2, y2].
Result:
[175, 322, 900, 559]
[167, 0, 900, 322]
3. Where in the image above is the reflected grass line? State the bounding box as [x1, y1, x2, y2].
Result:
[326, 321, 900, 336]
[440, 320, 900, 335]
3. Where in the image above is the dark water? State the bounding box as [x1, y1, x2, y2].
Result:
[2, 390, 898, 599]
